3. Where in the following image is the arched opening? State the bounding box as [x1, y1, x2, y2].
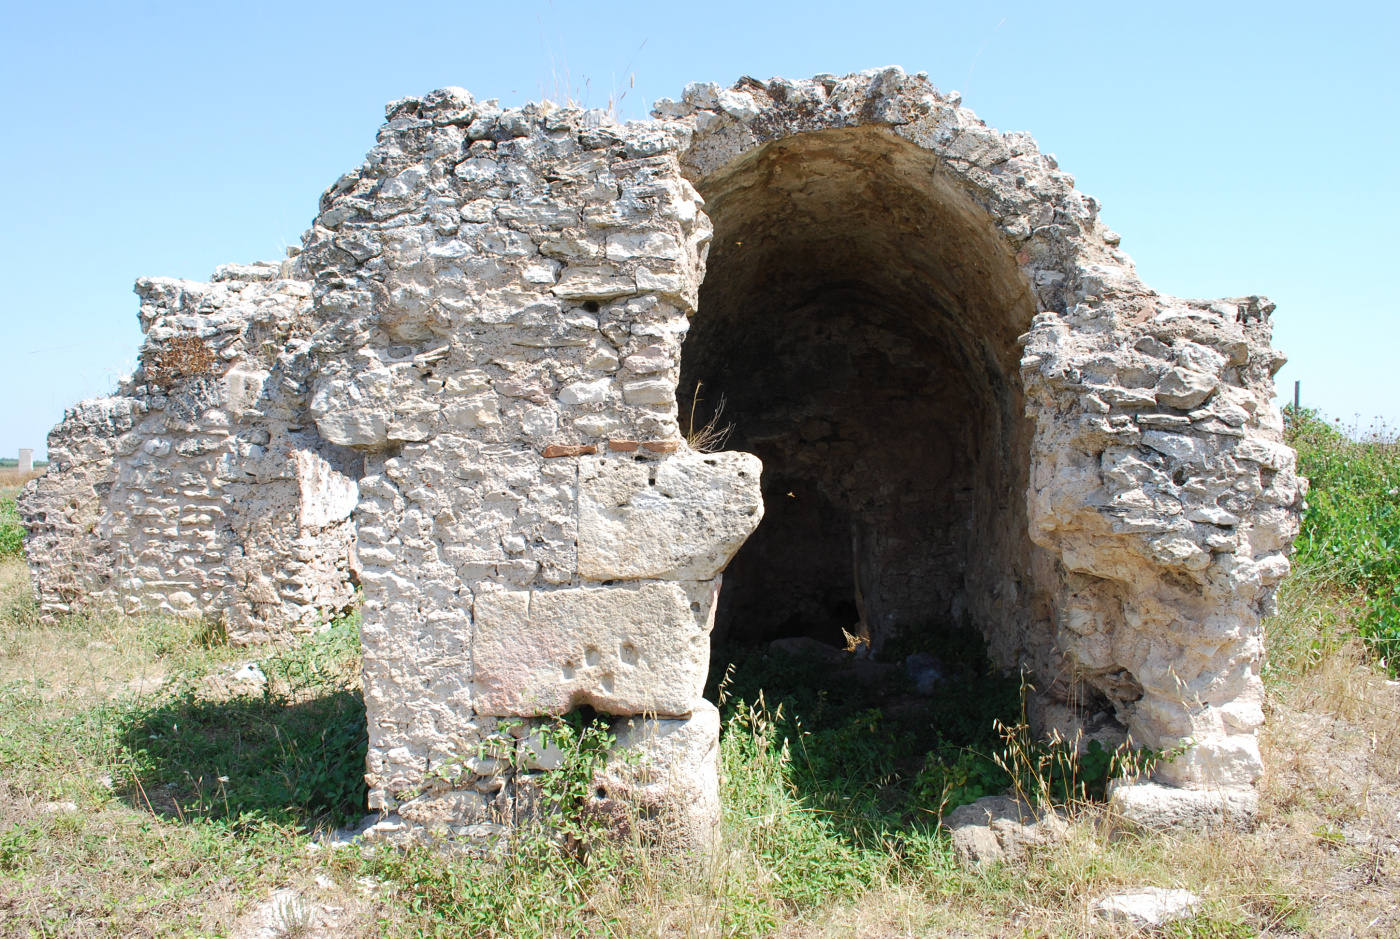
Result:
[681, 124, 1043, 698]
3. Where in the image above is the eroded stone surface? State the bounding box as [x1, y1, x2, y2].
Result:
[602, 700, 722, 851]
[578, 451, 763, 581]
[941, 795, 1069, 866]
[1108, 780, 1258, 829]
[471, 580, 713, 716]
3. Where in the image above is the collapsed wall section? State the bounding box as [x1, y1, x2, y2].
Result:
[19, 397, 139, 612]
[20, 262, 360, 642]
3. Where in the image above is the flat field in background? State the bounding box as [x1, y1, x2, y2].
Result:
[0, 417, 1398, 937]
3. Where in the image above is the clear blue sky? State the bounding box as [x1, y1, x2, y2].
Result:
[3, 1, 1396, 458]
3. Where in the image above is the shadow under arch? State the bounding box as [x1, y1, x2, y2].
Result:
[682, 124, 1045, 661]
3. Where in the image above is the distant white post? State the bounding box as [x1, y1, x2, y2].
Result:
[18, 449, 33, 473]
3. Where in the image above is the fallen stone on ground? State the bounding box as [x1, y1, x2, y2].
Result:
[940, 794, 1068, 866]
[1093, 887, 1201, 926]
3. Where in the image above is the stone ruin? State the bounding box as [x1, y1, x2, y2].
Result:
[21, 263, 360, 642]
[20, 67, 1302, 847]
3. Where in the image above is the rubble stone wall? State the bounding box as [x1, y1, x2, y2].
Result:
[20, 262, 361, 643]
[22, 67, 1302, 843]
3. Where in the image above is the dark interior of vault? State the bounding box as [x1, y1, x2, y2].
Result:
[680, 126, 1042, 674]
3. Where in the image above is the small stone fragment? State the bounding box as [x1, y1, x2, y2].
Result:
[941, 795, 1068, 867]
[1093, 887, 1201, 927]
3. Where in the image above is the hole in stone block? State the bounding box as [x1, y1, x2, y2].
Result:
[619, 642, 638, 666]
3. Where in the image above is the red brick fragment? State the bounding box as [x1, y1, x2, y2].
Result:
[542, 444, 598, 458]
[642, 439, 682, 453]
[608, 439, 641, 452]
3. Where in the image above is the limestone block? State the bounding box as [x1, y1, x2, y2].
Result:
[558, 378, 613, 405]
[602, 699, 721, 851]
[1151, 733, 1263, 788]
[314, 408, 389, 448]
[716, 89, 761, 123]
[294, 449, 358, 530]
[443, 396, 500, 429]
[225, 366, 268, 412]
[396, 789, 501, 830]
[1108, 780, 1257, 829]
[551, 267, 638, 301]
[622, 379, 674, 406]
[577, 451, 763, 582]
[471, 581, 710, 717]
[1094, 888, 1201, 927]
[941, 795, 1068, 867]
[1155, 366, 1218, 408]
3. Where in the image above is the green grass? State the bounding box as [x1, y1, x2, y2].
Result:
[709, 623, 1022, 836]
[1287, 408, 1400, 668]
[2, 410, 1399, 936]
[119, 614, 368, 829]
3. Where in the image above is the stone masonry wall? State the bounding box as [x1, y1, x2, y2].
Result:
[305, 70, 1296, 840]
[20, 262, 360, 643]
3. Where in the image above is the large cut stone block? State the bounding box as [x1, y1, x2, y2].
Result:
[601, 699, 721, 850]
[471, 581, 710, 716]
[577, 451, 763, 581]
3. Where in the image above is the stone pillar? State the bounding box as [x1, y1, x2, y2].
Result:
[300, 88, 756, 850]
[17, 449, 32, 473]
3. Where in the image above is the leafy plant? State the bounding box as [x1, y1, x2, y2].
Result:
[0, 493, 25, 559]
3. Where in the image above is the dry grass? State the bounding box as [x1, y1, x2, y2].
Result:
[146, 334, 217, 384]
[0, 558, 379, 938]
[0, 468, 43, 493]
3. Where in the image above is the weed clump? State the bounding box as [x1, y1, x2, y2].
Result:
[146, 334, 218, 384]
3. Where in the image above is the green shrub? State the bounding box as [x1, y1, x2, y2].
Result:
[1287, 409, 1400, 666]
[0, 494, 24, 559]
